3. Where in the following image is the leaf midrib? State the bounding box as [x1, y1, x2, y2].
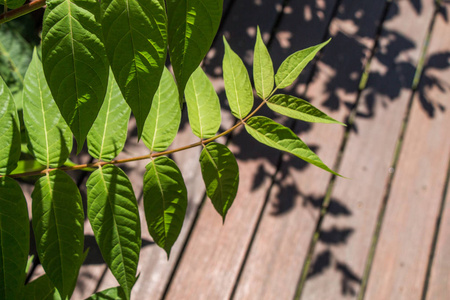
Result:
[67, 0, 81, 136]
[125, 0, 142, 125]
[226, 48, 243, 119]
[99, 80, 114, 161]
[204, 146, 224, 207]
[46, 172, 66, 294]
[151, 160, 168, 244]
[36, 58, 51, 168]
[276, 48, 316, 89]
[98, 167, 130, 294]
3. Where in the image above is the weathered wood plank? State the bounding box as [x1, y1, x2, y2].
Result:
[301, 0, 436, 299]
[426, 176, 450, 300]
[234, 1, 388, 299]
[364, 3, 450, 298]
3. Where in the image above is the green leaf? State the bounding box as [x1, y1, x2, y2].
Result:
[86, 165, 140, 299]
[142, 67, 181, 152]
[10, 160, 45, 175]
[253, 26, 274, 99]
[143, 157, 187, 257]
[86, 286, 126, 300]
[245, 116, 341, 176]
[0, 21, 34, 108]
[101, 0, 167, 138]
[166, 0, 223, 97]
[222, 37, 253, 119]
[0, 0, 25, 9]
[32, 170, 84, 299]
[267, 94, 345, 125]
[42, 0, 109, 152]
[23, 49, 73, 168]
[22, 275, 61, 300]
[199, 142, 239, 221]
[0, 76, 21, 175]
[275, 39, 330, 89]
[87, 71, 130, 161]
[184, 66, 221, 139]
[0, 177, 29, 300]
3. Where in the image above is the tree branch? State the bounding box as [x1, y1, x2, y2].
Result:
[0, 0, 46, 25]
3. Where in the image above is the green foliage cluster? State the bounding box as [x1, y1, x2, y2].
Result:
[0, 0, 344, 299]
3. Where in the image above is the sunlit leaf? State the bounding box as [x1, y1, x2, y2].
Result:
[87, 71, 130, 161]
[275, 39, 330, 89]
[199, 142, 239, 221]
[22, 275, 61, 300]
[32, 170, 84, 299]
[0, 76, 21, 175]
[184, 66, 221, 139]
[86, 286, 126, 300]
[23, 49, 72, 168]
[0, 177, 29, 300]
[245, 116, 341, 176]
[267, 94, 345, 125]
[10, 160, 45, 175]
[253, 26, 273, 99]
[42, 0, 109, 152]
[86, 165, 140, 299]
[222, 37, 253, 119]
[142, 67, 181, 152]
[143, 157, 187, 257]
[101, 0, 167, 138]
[166, 0, 223, 97]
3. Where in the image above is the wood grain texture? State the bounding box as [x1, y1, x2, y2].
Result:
[301, 0, 436, 299]
[233, 0, 375, 298]
[426, 176, 450, 300]
[364, 3, 450, 298]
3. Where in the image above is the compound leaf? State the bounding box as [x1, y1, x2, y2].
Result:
[267, 94, 345, 125]
[166, 0, 223, 97]
[253, 26, 273, 99]
[23, 49, 72, 168]
[143, 157, 187, 258]
[142, 67, 181, 152]
[0, 76, 21, 175]
[0, 177, 29, 300]
[184, 66, 221, 139]
[199, 142, 239, 221]
[87, 71, 130, 161]
[86, 286, 126, 300]
[32, 170, 84, 299]
[101, 0, 167, 138]
[223, 37, 253, 119]
[22, 275, 61, 300]
[245, 116, 341, 176]
[275, 39, 330, 89]
[86, 165, 140, 299]
[42, 0, 109, 152]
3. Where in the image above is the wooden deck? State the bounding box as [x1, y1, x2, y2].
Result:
[24, 0, 450, 299]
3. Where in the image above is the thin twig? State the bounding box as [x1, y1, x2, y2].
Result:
[2, 99, 268, 179]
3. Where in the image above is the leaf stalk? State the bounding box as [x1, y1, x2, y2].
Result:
[2, 98, 269, 179]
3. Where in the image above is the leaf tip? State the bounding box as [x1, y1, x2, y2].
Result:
[164, 248, 172, 260]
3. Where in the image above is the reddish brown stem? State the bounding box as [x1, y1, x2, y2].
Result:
[0, 0, 46, 25]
